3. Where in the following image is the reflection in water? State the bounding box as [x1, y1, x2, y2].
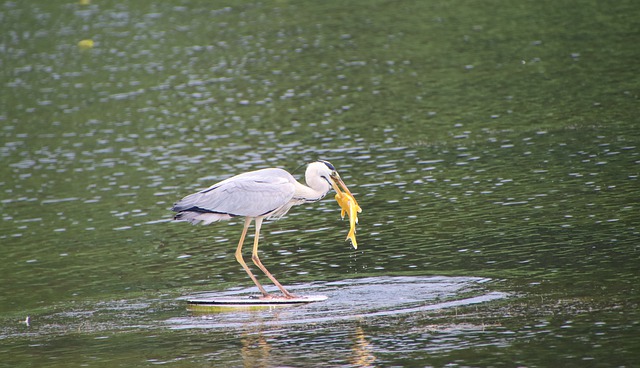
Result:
[226, 318, 376, 368]
[240, 328, 272, 368]
[350, 326, 376, 367]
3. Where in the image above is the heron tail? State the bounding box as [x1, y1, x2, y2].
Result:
[173, 211, 233, 225]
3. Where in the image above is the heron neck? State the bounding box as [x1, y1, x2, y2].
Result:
[293, 181, 329, 202]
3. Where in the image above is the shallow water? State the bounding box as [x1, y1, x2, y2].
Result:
[2, 0, 640, 366]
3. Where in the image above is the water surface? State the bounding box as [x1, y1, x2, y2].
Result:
[1, 0, 639, 366]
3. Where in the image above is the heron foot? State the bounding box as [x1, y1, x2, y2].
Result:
[257, 293, 297, 300]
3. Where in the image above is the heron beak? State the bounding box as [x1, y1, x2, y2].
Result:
[330, 174, 360, 208]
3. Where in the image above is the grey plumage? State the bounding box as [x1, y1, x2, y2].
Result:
[173, 168, 297, 224]
[172, 166, 330, 225]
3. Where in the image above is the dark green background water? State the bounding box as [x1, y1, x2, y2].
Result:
[1, 0, 639, 366]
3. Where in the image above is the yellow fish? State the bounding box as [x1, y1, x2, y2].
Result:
[334, 186, 362, 249]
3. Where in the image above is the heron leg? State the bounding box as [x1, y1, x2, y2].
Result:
[235, 217, 270, 297]
[251, 217, 296, 299]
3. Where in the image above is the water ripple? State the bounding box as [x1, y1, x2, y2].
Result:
[169, 276, 506, 329]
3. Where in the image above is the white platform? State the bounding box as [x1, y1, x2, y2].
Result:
[187, 294, 329, 309]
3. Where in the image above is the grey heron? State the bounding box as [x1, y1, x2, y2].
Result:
[172, 160, 359, 299]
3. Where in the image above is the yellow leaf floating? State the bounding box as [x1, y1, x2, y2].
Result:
[335, 189, 362, 249]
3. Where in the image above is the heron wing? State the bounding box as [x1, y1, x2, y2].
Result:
[172, 168, 296, 218]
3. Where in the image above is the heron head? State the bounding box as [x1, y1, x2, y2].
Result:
[308, 160, 355, 199]
[307, 161, 361, 249]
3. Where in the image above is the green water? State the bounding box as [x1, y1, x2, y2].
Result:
[1, 0, 639, 366]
